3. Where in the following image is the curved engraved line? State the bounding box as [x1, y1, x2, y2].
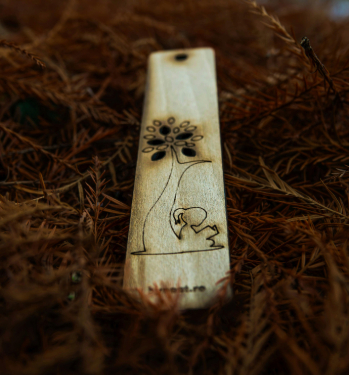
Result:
[131, 246, 224, 255]
[169, 146, 211, 239]
[172, 207, 208, 240]
[140, 149, 175, 254]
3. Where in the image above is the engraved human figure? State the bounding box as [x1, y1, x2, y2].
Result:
[172, 207, 220, 251]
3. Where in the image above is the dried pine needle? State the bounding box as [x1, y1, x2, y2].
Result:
[0, 1, 349, 375]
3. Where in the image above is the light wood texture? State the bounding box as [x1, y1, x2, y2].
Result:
[123, 48, 231, 309]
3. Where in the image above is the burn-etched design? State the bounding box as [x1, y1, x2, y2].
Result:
[132, 119, 223, 255]
[141, 117, 203, 160]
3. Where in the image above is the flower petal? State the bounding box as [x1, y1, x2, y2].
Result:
[151, 151, 166, 161]
[160, 125, 171, 135]
[147, 139, 165, 145]
[182, 148, 196, 157]
[176, 132, 193, 140]
[143, 147, 154, 153]
[191, 135, 203, 141]
[180, 121, 190, 128]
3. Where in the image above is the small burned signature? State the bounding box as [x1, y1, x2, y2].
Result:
[148, 285, 206, 293]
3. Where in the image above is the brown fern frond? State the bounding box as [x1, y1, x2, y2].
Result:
[0, 40, 45, 68]
[244, 0, 309, 67]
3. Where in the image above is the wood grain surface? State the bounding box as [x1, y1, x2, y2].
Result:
[123, 48, 231, 309]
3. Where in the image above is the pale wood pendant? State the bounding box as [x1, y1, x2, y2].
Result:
[123, 48, 231, 309]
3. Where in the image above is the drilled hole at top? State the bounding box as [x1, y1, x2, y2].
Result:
[175, 53, 188, 61]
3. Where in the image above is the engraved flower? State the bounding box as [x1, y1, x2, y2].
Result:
[142, 117, 203, 161]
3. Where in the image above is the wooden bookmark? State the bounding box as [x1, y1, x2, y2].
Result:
[123, 48, 231, 309]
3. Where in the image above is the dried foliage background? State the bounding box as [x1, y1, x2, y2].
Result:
[1, 0, 349, 374]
